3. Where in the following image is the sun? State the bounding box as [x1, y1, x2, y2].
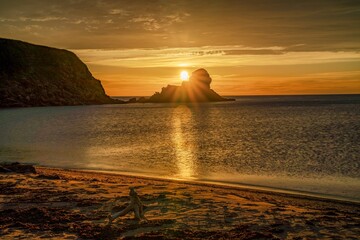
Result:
[180, 70, 189, 81]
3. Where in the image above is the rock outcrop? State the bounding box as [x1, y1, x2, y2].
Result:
[0, 38, 121, 107]
[0, 162, 36, 174]
[146, 68, 234, 103]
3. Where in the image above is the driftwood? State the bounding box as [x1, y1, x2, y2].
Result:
[108, 187, 147, 224]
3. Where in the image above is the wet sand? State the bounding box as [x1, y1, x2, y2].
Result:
[1, 165, 359, 239]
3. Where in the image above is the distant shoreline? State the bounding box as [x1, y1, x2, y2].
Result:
[112, 93, 360, 98]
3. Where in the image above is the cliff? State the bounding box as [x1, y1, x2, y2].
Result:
[146, 68, 234, 103]
[0, 38, 120, 107]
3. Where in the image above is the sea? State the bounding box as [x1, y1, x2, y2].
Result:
[1, 95, 359, 202]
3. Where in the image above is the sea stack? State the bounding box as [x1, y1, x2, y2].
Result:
[0, 38, 121, 107]
[147, 68, 234, 103]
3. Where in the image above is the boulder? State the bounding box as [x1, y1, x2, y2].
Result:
[0, 162, 36, 174]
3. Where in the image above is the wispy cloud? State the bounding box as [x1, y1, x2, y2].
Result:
[0, 16, 67, 22]
[108, 9, 129, 16]
[0, 0, 359, 50]
[73, 46, 360, 68]
[129, 12, 190, 31]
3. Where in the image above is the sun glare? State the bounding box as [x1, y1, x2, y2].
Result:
[180, 70, 189, 81]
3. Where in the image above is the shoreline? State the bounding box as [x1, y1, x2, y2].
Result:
[1, 164, 360, 239]
[3, 161, 360, 204]
[45, 166, 360, 206]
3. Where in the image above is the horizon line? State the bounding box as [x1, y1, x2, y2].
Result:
[111, 93, 360, 98]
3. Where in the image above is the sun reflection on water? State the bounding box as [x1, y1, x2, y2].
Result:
[171, 105, 196, 179]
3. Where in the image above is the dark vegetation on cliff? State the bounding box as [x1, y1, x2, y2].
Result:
[0, 38, 121, 107]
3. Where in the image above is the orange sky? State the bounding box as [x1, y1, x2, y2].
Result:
[75, 48, 360, 96]
[1, 0, 359, 96]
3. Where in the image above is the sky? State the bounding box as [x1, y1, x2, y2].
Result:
[0, 0, 359, 96]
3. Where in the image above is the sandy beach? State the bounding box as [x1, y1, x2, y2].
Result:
[0, 164, 359, 239]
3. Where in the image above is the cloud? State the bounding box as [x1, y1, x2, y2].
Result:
[129, 16, 161, 31]
[0, 0, 358, 50]
[108, 9, 129, 15]
[129, 12, 190, 31]
[0, 0, 359, 95]
[72, 46, 360, 68]
[0, 16, 66, 22]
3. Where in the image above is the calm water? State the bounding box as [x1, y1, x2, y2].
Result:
[1, 95, 360, 201]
